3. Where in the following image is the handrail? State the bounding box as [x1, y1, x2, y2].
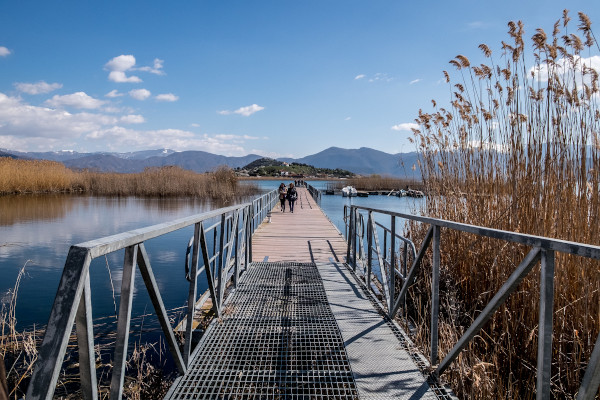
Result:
[344, 204, 600, 400]
[26, 189, 279, 400]
[306, 183, 321, 204]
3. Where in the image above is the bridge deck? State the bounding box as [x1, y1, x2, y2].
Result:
[166, 188, 435, 399]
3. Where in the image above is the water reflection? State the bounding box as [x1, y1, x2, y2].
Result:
[0, 184, 423, 332]
[0, 194, 75, 226]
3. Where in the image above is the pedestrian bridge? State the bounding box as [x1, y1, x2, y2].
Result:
[25, 187, 600, 399]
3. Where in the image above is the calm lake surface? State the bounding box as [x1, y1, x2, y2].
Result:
[0, 180, 423, 331]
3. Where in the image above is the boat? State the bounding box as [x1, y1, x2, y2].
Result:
[368, 191, 379, 195]
[397, 189, 407, 197]
[407, 189, 425, 198]
[341, 186, 357, 197]
[325, 189, 335, 195]
[357, 191, 369, 197]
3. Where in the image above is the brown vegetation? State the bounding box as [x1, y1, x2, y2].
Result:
[0, 159, 257, 201]
[407, 11, 599, 399]
[1, 263, 182, 399]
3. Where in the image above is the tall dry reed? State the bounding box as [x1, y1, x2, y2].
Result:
[0, 158, 74, 194]
[408, 10, 599, 398]
[1, 264, 180, 398]
[0, 159, 255, 201]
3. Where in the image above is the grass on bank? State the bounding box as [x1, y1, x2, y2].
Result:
[1, 262, 185, 399]
[0, 158, 256, 200]
[405, 10, 599, 399]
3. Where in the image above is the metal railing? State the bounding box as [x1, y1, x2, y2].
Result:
[306, 183, 321, 204]
[344, 204, 600, 400]
[26, 189, 278, 400]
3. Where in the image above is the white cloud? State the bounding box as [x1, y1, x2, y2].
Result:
[190, 123, 200, 128]
[15, 81, 62, 95]
[45, 92, 105, 109]
[137, 58, 165, 75]
[219, 104, 265, 117]
[345, 117, 351, 121]
[155, 93, 179, 102]
[354, 74, 365, 80]
[409, 79, 422, 85]
[391, 123, 419, 131]
[531, 55, 600, 84]
[108, 71, 142, 83]
[0, 46, 10, 57]
[0, 93, 112, 140]
[86, 127, 249, 155]
[120, 114, 145, 124]
[0, 92, 255, 155]
[105, 55, 142, 83]
[369, 73, 393, 83]
[129, 89, 151, 100]
[105, 89, 124, 98]
[105, 54, 136, 71]
[214, 134, 260, 142]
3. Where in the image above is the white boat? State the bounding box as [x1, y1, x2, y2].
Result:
[341, 186, 357, 197]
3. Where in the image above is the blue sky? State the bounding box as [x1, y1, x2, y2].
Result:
[1, 1, 598, 158]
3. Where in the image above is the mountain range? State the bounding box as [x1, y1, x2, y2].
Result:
[0, 147, 421, 178]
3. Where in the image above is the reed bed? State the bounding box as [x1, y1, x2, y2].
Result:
[0, 158, 256, 201]
[1, 262, 188, 399]
[406, 11, 600, 398]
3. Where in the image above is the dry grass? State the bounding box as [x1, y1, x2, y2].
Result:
[0, 265, 181, 399]
[0, 159, 257, 201]
[406, 10, 600, 399]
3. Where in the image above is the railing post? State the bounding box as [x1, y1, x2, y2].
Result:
[352, 208, 358, 271]
[577, 332, 600, 400]
[184, 223, 201, 365]
[390, 216, 396, 312]
[431, 225, 440, 365]
[26, 247, 92, 400]
[367, 211, 373, 288]
[218, 214, 226, 310]
[234, 210, 240, 287]
[76, 272, 98, 400]
[248, 205, 254, 263]
[402, 242, 408, 277]
[537, 249, 555, 400]
[109, 244, 138, 400]
[346, 206, 353, 264]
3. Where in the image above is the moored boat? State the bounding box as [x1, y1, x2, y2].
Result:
[341, 186, 358, 197]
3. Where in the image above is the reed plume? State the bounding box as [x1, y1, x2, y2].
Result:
[409, 11, 599, 398]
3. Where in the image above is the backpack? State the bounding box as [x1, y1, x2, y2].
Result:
[287, 188, 297, 200]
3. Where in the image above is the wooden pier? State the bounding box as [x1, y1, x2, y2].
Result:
[26, 186, 600, 399]
[166, 188, 436, 399]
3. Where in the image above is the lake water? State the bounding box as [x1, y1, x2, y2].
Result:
[0, 181, 423, 331]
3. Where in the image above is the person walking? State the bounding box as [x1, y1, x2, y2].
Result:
[287, 182, 298, 213]
[278, 183, 287, 212]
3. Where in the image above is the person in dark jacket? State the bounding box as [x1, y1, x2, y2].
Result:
[286, 182, 297, 213]
[278, 183, 287, 212]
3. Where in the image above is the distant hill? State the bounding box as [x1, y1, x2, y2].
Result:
[0, 150, 26, 159]
[240, 158, 355, 178]
[0, 146, 421, 178]
[280, 147, 421, 178]
[63, 151, 263, 173]
[243, 158, 285, 169]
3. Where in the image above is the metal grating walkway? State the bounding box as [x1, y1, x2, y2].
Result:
[167, 262, 359, 399]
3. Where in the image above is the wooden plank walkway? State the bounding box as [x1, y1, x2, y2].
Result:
[167, 188, 436, 399]
[251, 188, 347, 263]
